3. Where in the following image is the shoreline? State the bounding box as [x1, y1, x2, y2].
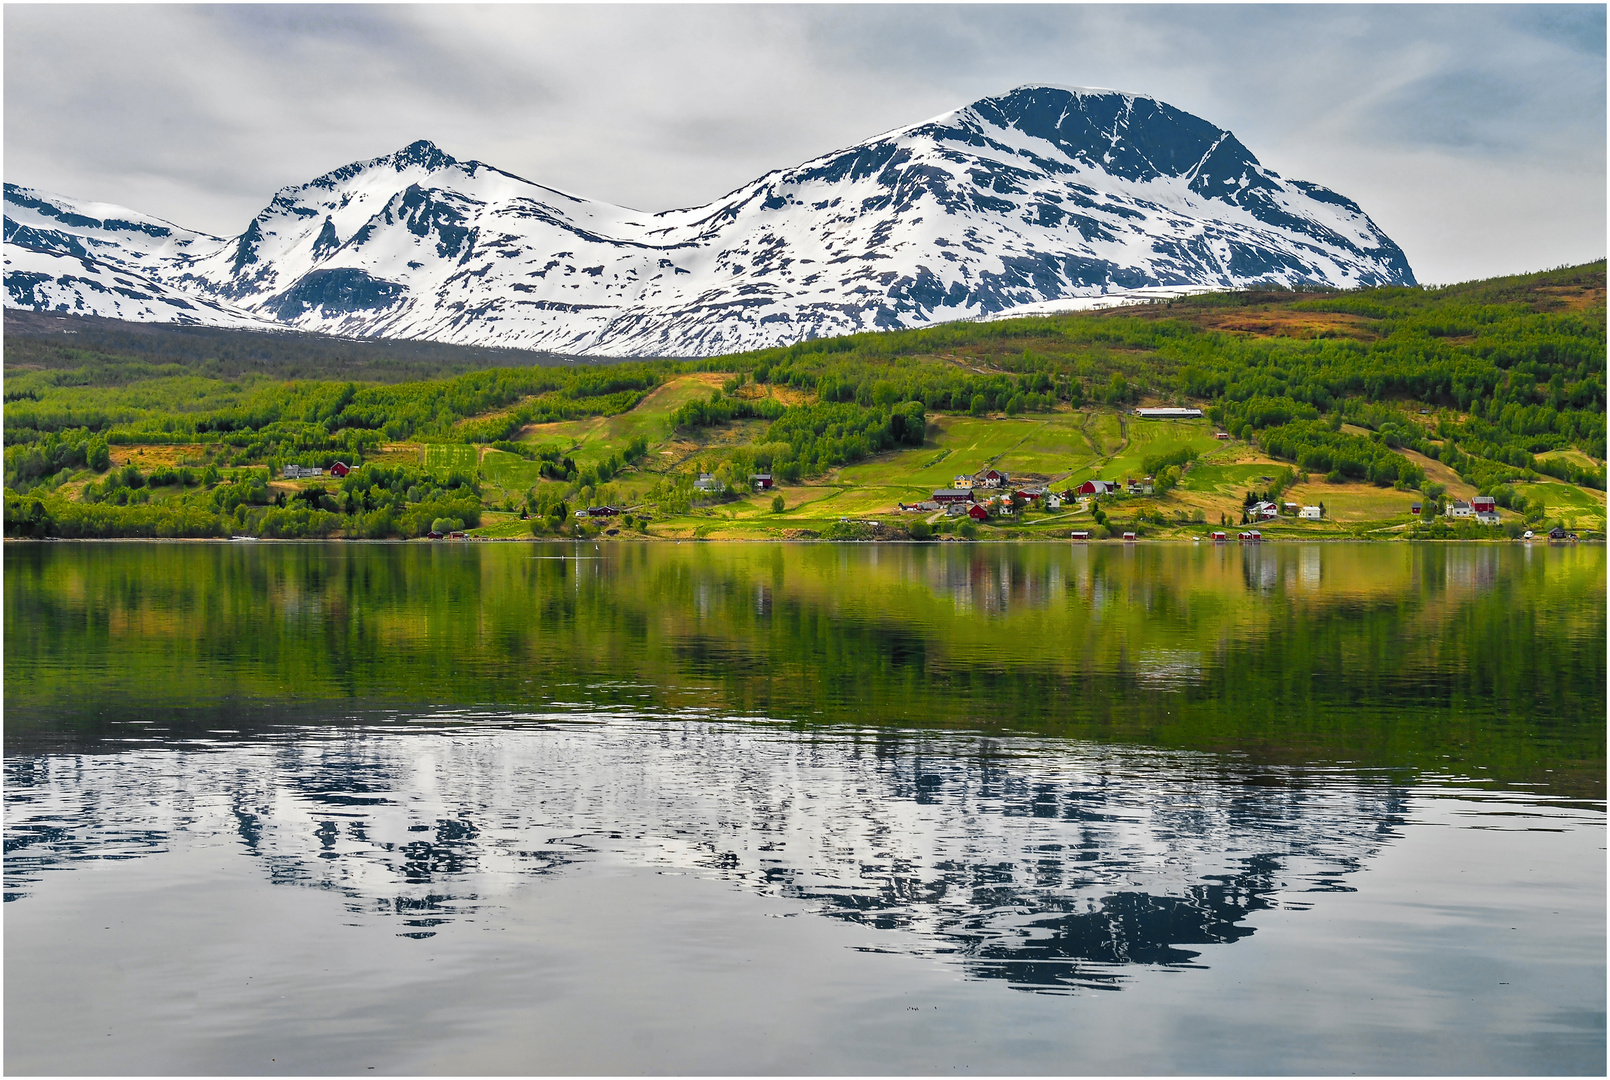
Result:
[6, 535, 1598, 546]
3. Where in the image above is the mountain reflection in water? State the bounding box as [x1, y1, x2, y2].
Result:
[5, 720, 1409, 992]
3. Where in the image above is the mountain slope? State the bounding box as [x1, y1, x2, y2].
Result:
[4, 85, 1414, 356]
[3, 243, 278, 329]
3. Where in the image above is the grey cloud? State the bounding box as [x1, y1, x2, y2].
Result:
[3, 4, 1603, 286]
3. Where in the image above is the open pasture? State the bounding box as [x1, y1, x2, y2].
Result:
[1179, 462, 1286, 497]
[778, 485, 914, 518]
[424, 443, 479, 476]
[516, 373, 730, 466]
[994, 413, 1099, 476]
[373, 443, 425, 467]
[1537, 448, 1605, 469]
[835, 445, 957, 489]
[1282, 481, 1419, 524]
[1528, 480, 1607, 530]
[1099, 419, 1222, 480]
[106, 444, 208, 469]
[834, 416, 1043, 489]
[479, 449, 548, 491]
[922, 416, 1043, 475]
[1399, 448, 1477, 499]
[1085, 412, 1126, 457]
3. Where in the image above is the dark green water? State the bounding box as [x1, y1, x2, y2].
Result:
[7, 540, 1604, 795]
[4, 541, 1605, 1073]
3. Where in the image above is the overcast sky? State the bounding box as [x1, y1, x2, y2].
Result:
[4, 4, 1604, 285]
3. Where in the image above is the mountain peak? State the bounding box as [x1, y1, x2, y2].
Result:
[389, 139, 455, 172]
[953, 84, 1259, 188]
[4, 86, 1414, 355]
[1000, 83, 1141, 101]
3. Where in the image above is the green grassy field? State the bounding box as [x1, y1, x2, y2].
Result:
[423, 443, 478, 475]
[1528, 480, 1608, 530]
[1096, 419, 1224, 483]
[994, 413, 1100, 475]
[479, 449, 548, 490]
[1086, 412, 1125, 456]
[1179, 463, 1286, 497]
[834, 409, 1208, 492]
[1537, 449, 1606, 470]
[518, 374, 728, 466]
[1282, 482, 1419, 525]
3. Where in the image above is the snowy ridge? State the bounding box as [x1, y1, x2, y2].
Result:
[4, 243, 279, 329]
[4, 85, 1414, 356]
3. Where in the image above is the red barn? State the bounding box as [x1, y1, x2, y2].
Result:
[968, 504, 990, 521]
[329, 462, 351, 478]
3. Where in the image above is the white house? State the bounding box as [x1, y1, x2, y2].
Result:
[1299, 506, 1323, 520]
[1446, 499, 1473, 519]
[283, 464, 323, 479]
[693, 473, 721, 493]
[975, 468, 1008, 488]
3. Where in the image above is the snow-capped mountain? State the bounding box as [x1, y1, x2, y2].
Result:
[5, 85, 1415, 356]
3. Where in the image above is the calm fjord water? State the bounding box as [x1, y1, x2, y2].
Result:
[4, 541, 1605, 1074]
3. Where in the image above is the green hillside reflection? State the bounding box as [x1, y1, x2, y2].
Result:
[5, 541, 1603, 798]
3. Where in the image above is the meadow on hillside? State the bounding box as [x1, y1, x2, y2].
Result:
[4, 262, 1604, 541]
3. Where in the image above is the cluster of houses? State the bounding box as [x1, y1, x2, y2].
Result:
[899, 466, 1194, 521]
[282, 462, 352, 480]
[1242, 500, 1324, 521]
[900, 468, 1072, 521]
[1409, 495, 1502, 525]
[692, 472, 774, 494]
[1444, 496, 1501, 524]
[1075, 478, 1153, 496]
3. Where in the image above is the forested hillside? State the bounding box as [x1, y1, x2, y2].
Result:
[5, 262, 1604, 540]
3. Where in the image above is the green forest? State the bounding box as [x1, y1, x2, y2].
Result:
[4, 261, 1605, 540]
